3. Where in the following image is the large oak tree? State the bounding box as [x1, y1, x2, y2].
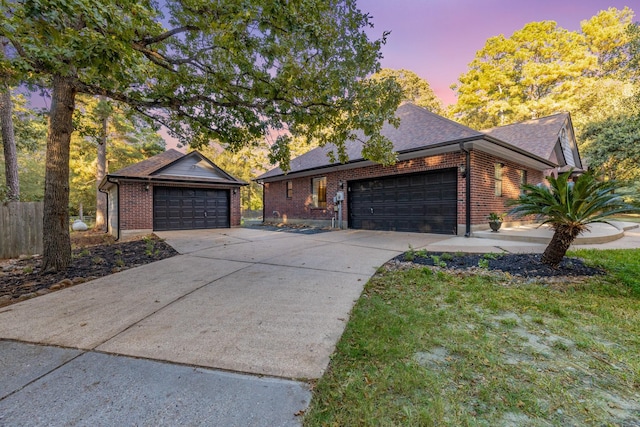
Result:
[0, 0, 403, 271]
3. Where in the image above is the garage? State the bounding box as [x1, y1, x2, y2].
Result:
[153, 187, 230, 231]
[348, 169, 457, 234]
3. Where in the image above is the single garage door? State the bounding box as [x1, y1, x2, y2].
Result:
[348, 169, 457, 234]
[153, 187, 230, 231]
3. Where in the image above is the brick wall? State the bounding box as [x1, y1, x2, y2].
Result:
[118, 181, 242, 231]
[119, 182, 153, 230]
[469, 151, 544, 225]
[264, 150, 544, 230]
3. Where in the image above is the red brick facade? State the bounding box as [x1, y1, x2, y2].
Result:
[118, 181, 242, 232]
[263, 150, 544, 234]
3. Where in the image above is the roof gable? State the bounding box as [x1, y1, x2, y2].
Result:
[152, 151, 238, 182]
[259, 103, 483, 179]
[111, 148, 184, 177]
[106, 149, 246, 185]
[482, 113, 582, 168]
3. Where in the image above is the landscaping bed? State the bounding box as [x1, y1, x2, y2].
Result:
[0, 232, 178, 307]
[396, 250, 604, 279]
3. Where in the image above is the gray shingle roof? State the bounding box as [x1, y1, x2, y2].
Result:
[258, 103, 483, 180]
[110, 148, 184, 177]
[106, 149, 246, 186]
[482, 113, 569, 160]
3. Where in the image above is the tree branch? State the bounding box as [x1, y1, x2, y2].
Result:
[139, 26, 200, 46]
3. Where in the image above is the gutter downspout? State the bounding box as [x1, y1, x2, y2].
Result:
[256, 180, 265, 224]
[459, 141, 471, 237]
[106, 176, 120, 241]
[98, 185, 109, 235]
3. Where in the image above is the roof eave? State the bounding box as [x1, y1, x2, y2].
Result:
[104, 175, 248, 186]
[257, 136, 484, 182]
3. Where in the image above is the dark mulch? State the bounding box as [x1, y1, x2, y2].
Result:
[395, 251, 605, 278]
[0, 234, 178, 305]
[244, 222, 332, 235]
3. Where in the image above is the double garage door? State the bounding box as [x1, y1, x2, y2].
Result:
[153, 187, 229, 231]
[348, 169, 457, 234]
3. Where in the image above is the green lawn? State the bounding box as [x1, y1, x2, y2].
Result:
[612, 214, 640, 224]
[304, 249, 640, 426]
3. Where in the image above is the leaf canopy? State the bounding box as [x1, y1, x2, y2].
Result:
[0, 0, 403, 168]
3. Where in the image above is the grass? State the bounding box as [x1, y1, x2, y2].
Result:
[611, 214, 640, 224]
[304, 249, 640, 426]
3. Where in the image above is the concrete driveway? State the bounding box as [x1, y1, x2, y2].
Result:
[0, 228, 448, 426]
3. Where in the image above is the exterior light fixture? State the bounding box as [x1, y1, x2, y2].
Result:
[459, 164, 466, 177]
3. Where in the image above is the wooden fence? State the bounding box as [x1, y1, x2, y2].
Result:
[0, 202, 43, 259]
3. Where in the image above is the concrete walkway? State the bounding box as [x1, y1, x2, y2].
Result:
[1, 225, 638, 426]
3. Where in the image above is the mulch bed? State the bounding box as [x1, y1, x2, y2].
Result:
[0, 234, 178, 307]
[392, 251, 604, 279]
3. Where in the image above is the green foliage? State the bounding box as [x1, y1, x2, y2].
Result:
[69, 95, 165, 215]
[581, 98, 640, 197]
[0, 0, 402, 169]
[508, 169, 639, 265]
[370, 68, 444, 114]
[404, 245, 415, 262]
[451, 7, 638, 133]
[200, 142, 268, 211]
[508, 170, 638, 230]
[143, 236, 159, 257]
[487, 212, 505, 221]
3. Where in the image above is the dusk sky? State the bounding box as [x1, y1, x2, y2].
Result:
[358, 0, 636, 105]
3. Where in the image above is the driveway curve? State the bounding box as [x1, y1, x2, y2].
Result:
[0, 228, 447, 379]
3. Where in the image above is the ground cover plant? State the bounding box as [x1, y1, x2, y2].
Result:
[304, 249, 640, 426]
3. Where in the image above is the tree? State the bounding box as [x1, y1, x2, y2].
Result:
[580, 103, 640, 190]
[0, 0, 402, 271]
[371, 68, 444, 114]
[0, 92, 47, 201]
[507, 170, 638, 267]
[201, 141, 270, 212]
[69, 95, 165, 219]
[451, 21, 594, 129]
[581, 7, 635, 78]
[451, 8, 637, 131]
[0, 37, 18, 201]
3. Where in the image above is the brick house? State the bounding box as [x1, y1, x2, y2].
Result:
[257, 103, 583, 235]
[99, 149, 246, 239]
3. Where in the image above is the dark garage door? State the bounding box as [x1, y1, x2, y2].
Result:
[153, 187, 230, 231]
[348, 169, 457, 234]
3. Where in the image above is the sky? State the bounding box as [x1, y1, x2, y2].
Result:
[357, 0, 636, 105]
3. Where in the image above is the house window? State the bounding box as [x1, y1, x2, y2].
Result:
[286, 181, 293, 199]
[519, 169, 527, 187]
[494, 163, 503, 196]
[311, 177, 327, 208]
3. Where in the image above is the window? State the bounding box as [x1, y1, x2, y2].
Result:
[286, 181, 293, 199]
[519, 169, 527, 187]
[311, 177, 327, 208]
[494, 163, 503, 196]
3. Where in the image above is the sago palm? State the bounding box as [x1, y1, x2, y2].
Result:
[508, 170, 638, 267]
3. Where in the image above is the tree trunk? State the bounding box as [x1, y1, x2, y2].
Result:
[541, 225, 579, 268]
[94, 97, 108, 232]
[42, 75, 77, 272]
[0, 40, 19, 201]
